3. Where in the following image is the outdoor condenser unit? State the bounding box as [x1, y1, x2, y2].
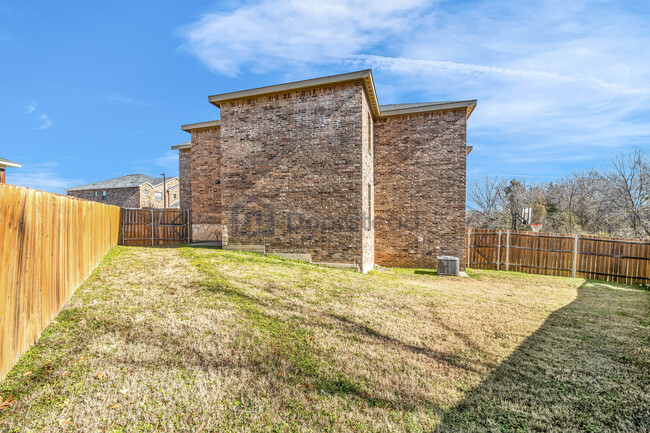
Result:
[437, 256, 460, 276]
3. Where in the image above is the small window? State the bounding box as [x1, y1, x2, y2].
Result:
[144, 189, 149, 196]
[173, 193, 177, 199]
[94, 191, 97, 197]
[155, 192, 162, 201]
[102, 191, 107, 200]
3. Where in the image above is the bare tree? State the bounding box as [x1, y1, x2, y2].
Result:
[466, 149, 649, 239]
[467, 176, 507, 228]
[604, 147, 650, 238]
[546, 170, 606, 234]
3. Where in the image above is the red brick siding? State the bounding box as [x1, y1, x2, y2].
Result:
[219, 82, 366, 265]
[179, 149, 191, 211]
[190, 126, 221, 224]
[374, 109, 467, 269]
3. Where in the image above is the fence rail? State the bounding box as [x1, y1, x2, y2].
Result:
[119, 208, 190, 246]
[0, 185, 120, 379]
[466, 228, 650, 285]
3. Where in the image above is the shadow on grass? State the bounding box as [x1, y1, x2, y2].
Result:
[326, 313, 485, 375]
[180, 248, 453, 413]
[435, 280, 650, 432]
[414, 270, 438, 276]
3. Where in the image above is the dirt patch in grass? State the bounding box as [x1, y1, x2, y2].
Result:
[0, 246, 648, 432]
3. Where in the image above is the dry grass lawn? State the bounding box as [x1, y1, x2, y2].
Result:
[0, 246, 648, 432]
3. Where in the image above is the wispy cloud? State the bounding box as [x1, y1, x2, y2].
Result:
[36, 113, 52, 129]
[180, 0, 428, 76]
[179, 0, 650, 180]
[106, 93, 152, 107]
[25, 102, 52, 129]
[153, 151, 179, 174]
[8, 161, 82, 194]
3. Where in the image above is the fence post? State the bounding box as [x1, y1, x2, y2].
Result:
[466, 228, 471, 269]
[122, 208, 125, 246]
[505, 230, 510, 272]
[151, 209, 154, 246]
[186, 209, 190, 244]
[572, 234, 579, 278]
[497, 230, 502, 271]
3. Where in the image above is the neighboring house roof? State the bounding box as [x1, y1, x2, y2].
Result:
[169, 201, 180, 208]
[0, 157, 21, 168]
[151, 177, 178, 187]
[167, 184, 179, 191]
[67, 174, 179, 192]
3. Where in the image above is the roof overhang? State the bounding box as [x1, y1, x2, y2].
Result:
[466, 146, 473, 155]
[0, 160, 21, 168]
[379, 100, 477, 119]
[171, 141, 192, 150]
[181, 120, 221, 132]
[208, 70, 381, 118]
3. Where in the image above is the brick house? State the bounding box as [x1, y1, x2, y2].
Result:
[173, 70, 475, 272]
[0, 157, 21, 184]
[67, 174, 179, 208]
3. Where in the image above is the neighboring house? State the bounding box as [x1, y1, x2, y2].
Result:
[0, 157, 21, 184]
[67, 174, 179, 208]
[172, 70, 475, 272]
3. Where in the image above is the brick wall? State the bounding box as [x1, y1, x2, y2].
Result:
[68, 187, 141, 208]
[374, 109, 467, 269]
[179, 149, 191, 211]
[189, 126, 222, 224]
[139, 184, 156, 208]
[219, 82, 367, 266]
[361, 92, 375, 273]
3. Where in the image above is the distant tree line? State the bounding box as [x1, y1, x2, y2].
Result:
[467, 148, 650, 239]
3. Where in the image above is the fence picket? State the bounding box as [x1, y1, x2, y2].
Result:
[0, 184, 120, 380]
[466, 227, 650, 285]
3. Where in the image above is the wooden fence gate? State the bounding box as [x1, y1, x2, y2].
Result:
[120, 208, 191, 246]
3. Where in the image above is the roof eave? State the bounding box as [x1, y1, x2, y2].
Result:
[171, 142, 192, 150]
[181, 120, 221, 132]
[207, 70, 381, 118]
[379, 100, 478, 118]
[0, 161, 21, 168]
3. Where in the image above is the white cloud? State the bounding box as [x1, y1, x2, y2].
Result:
[180, 0, 429, 76]
[8, 162, 82, 194]
[36, 113, 52, 130]
[25, 102, 52, 129]
[179, 0, 650, 179]
[153, 151, 179, 175]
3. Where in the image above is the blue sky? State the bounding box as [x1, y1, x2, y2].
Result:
[1, 0, 649, 194]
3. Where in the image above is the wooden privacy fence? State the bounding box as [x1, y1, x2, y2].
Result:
[120, 208, 190, 246]
[466, 228, 650, 286]
[0, 184, 120, 379]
